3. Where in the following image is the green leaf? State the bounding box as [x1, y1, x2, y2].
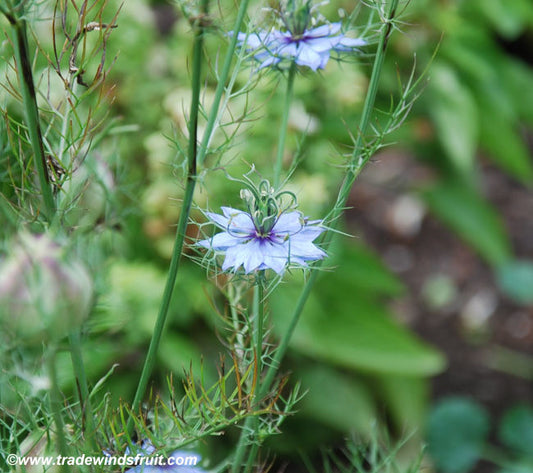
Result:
[428, 62, 478, 176]
[499, 405, 533, 457]
[327, 239, 405, 297]
[421, 181, 512, 266]
[478, 101, 533, 183]
[497, 261, 533, 305]
[441, 35, 533, 183]
[504, 60, 533, 126]
[465, 0, 533, 38]
[299, 365, 377, 436]
[271, 279, 445, 376]
[374, 375, 428, 432]
[427, 397, 490, 473]
[499, 462, 533, 473]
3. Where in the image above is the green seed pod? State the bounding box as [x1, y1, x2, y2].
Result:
[0, 232, 93, 344]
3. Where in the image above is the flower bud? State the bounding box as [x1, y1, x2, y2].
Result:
[284, 0, 312, 36]
[0, 232, 93, 343]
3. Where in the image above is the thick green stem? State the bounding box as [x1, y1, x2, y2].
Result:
[254, 279, 264, 376]
[130, 0, 251, 424]
[68, 331, 97, 451]
[233, 1, 400, 469]
[47, 348, 69, 468]
[129, 177, 197, 423]
[197, 0, 251, 167]
[130, 0, 213, 431]
[233, 277, 264, 473]
[270, 0, 400, 388]
[273, 62, 296, 188]
[245, 280, 265, 473]
[9, 12, 55, 219]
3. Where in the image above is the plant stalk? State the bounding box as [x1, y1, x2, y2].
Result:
[129, 0, 252, 424]
[267, 0, 400, 393]
[232, 1, 400, 469]
[68, 330, 97, 451]
[47, 347, 69, 468]
[8, 10, 55, 219]
[274, 62, 296, 188]
[235, 277, 264, 473]
[197, 0, 252, 167]
[128, 0, 209, 427]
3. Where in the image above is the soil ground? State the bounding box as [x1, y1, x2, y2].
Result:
[347, 149, 533, 470]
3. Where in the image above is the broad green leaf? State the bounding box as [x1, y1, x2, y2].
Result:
[498, 405, 533, 457]
[427, 397, 490, 473]
[421, 181, 511, 266]
[497, 261, 533, 305]
[478, 101, 533, 183]
[499, 462, 533, 473]
[374, 375, 428, 432]
[465, 0, 533, 38]
[442, 32, 499, 88]
[271, 281, 445, 376]
[441, 36, 533, 182]
[327, 238, 405, 297]
[504, 60, 533, 126]
[299, 365, 377, 436]
[443, 35, 515, 122]
[428, 62, 478, 177]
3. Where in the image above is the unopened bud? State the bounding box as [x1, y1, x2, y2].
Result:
[0, 233, 93, 343]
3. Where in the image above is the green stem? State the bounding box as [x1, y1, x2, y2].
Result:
[233, 277, 264, 473]
[254, 278, 264, 376]
[273, 62, 296, 188]
[68, 330, 97, 452]
[9, 11, 55, 219]
[233, 1, 400, 469]
[129, 177, 196, 418]
[57, 82, 78, 166]
[197, 0, 251, 167]
[129, 0, 208, 426]
[243, 442, 259, 473]
[269, 0, 400, 388]
[245, 279, 265, 473]
[47, 347, 69, 467]
[129, 0, 251, 425]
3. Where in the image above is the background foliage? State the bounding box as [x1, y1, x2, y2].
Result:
[1, 0, 533, 471]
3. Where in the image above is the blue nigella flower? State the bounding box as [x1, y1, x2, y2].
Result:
[236, 22, 366, 71]
[124, 443, 206, 473]
[198, 206, 326, 274]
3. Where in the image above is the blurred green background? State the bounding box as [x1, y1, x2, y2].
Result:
[2, 0, 533, 471]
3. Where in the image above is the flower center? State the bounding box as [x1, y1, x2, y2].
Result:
[254, 228, 273, 240]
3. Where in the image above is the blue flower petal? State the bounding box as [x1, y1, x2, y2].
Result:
[222, 207, 256, 233]
[233, 20, 364, 71]
[242, 239, 265, 273]
[273, 211, 303, 234]
[222, 244, 245, 271]
[306, 23, 342, 38]
[336, 36, 367, 50]
[207, 231, 243, 250]
[296, 225, 325, 241]
[200, 206, 326, 274]
[205, 211, 229, 230]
